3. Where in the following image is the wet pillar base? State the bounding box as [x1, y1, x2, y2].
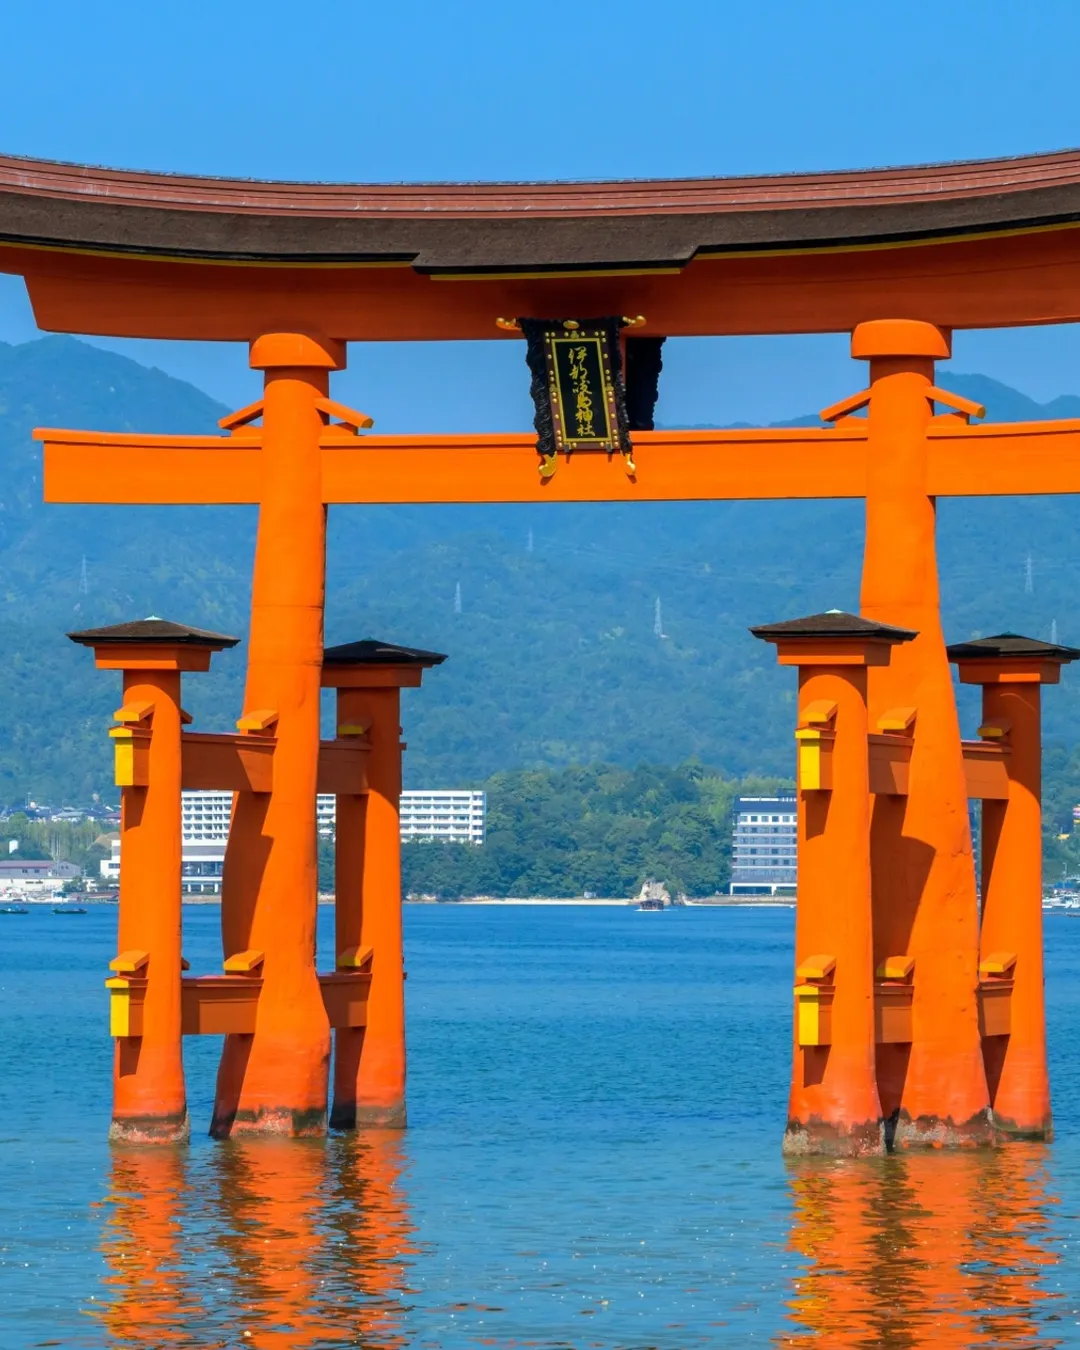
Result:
[781, 1117, 885, 1158]
[989, 1112, 1053, 1144]
[890, 1108, 997, 1149]
[209, 1030, 329, 1139]
[330, 1100, 407, 1130]
[109, 1109, 191, 1146]
[330, 1029, 406, 1130]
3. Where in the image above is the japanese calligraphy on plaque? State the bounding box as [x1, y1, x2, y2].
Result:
[521, 317, 630, 462]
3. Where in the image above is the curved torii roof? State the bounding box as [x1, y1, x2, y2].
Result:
[4, 148, 1080, 339]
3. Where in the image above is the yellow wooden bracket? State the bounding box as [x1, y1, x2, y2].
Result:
[876, 954, 915, 981]
[978, 720, 1011, 741]
[878, 706, 917, 735]
[105, 977, 135, 1037]
[219, 397, 265, 432]
[336, 722, 370, 737]
[236, 708, 279, 734]
[796, 953, 836, 982]
[794, 983, 834, 1047]
[110, 949, 149, 974]
[795, 727, 834, 791]
[315, 396, 375, 432]
[927, 385, 986, 422]
[337, 944, 374, 971]
[980, 950, 1017, 978]
[113, 700, 155, 725]
[820, 388, 871, 423]
[108, 725, 151, 788]
[797, 700, 837, 729]
[224, 949, 265, 975]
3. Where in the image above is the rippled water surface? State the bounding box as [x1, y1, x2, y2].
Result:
[2, 904, 1080, 1347]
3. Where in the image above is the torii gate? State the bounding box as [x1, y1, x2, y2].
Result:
[11, 147, 1080, 1151]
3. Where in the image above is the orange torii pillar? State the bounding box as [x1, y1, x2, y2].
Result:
[949, 632, 1079, 1140]
[753, 610, 915, 1155]
[214, 331, 355, 1139]
[68, 617, 239, 1143]
[323, 639, 445, 1129]
[840, 318, 994, 1146]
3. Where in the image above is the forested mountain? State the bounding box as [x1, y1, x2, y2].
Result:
[2, 335, 1080, 809]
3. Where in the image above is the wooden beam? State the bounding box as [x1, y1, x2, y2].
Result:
[40, 425, 870, 505]
[927, 420, 1080, 495]
[179, 971, 370, 1034]
[181, 731, 274, 793]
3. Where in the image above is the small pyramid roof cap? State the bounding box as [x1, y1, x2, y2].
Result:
[323, 638, 447, 667]
[67, 616, 240, 649]
[946, 632, 1080, 662]
[750, 611, 918, 643]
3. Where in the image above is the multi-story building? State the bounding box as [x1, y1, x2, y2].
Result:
[729, 794, 797, 896]
[101, 787, 486, 894]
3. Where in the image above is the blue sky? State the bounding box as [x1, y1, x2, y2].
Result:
[1, 0, 1079, 424]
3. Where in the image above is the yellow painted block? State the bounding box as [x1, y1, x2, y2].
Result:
[110, 949, 149, 974]
[795, 731, 823, 791]
[109, 727, 136, 787]
[875, 954, 915, 981]
[112, 699, 155, 725]
[337, 944, 374, 970]
[236, 708, 279, 733]
[795, 953, 836, 981]
[795, 983, 832, 1047]
[798, 699, 837, 729]
[877, 706, 917, 734]
[105, 978, 132, 1038]
[980, 950, 1017, 978]
[224, 948, 265, 974]
[336, 722, 370, 737]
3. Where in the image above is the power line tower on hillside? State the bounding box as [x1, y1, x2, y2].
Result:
[654, 597, 667, 640]
[454, 581, 462, 615]
[79, 555, 89, 596]
[1025, 554, 1034, 594]
[1052, 618, 1060, 645]
[526, 528, 534, 554]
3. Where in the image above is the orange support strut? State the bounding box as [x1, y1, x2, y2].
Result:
[851, 319, 993, 1146]
[753, 611, 915, 1155]
[323, 643, 445, 1129]
[950, 634, 1079, 1139]
[68, 618, 238, 1143]
[213, 332, 344, 1138]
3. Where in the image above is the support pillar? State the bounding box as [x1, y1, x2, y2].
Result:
[214, 331, 344, 1138]
[322, 640, 445, 1129]
[848, 318, 994, 1146]
[68, 618, 238, 1143]
[949, 633, 1079, 1139]
[753, 610, 914, 1155]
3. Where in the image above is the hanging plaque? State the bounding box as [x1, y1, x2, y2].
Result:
[521, 317, 630, 461]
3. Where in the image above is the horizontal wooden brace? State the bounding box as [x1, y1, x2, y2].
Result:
[864, 735, 1009, 799]
[37, 418, 1080, 505]
[175, 972, 371, 1035]
[180, 731, 369, 794]
[181, 731, 274, 792]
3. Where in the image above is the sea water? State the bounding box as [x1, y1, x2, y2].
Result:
[1, 904, 1079, 1348]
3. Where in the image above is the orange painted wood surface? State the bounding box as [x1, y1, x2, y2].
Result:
[16, 222, 1080, 341]
[181, 732, 275, 792]
[178, 731, 368, 794]
[180, 972, 370, 1035]
[39, 420, 1080, 505]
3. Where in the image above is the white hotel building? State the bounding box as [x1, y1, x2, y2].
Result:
[101, 788, 486, 895]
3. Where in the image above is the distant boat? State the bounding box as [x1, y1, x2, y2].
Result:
[0, 904, 29, 914]
[638, 896, 667, 911]
[53, 906, 87, 915]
